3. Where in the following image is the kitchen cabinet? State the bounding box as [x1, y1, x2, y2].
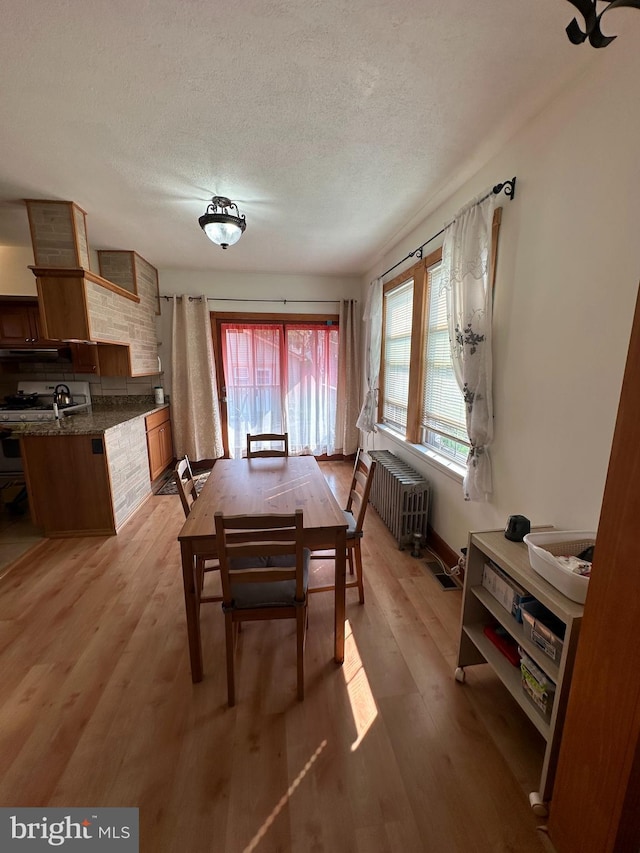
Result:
[25, 199, 161, 375]
[32, 266, 160, 376]
[455, 529, 583, 817]
[0, 298, 60, 347]
[20, 414, 153, 536]
[21, 434, 115, 535]
[70, 342, 131, 376]
[146, 406, 173, 481]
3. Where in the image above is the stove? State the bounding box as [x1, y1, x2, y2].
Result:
[0, 381, 92, 423]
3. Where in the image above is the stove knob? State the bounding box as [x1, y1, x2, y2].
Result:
[0, 414, 8, 421]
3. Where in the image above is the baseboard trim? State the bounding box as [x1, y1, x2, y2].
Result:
[426, 526, 461, 578]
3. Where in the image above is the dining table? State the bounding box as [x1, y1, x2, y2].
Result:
[177, 455, 348, 683]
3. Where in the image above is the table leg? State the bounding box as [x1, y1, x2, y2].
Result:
[180, 539, 203, 682]
[334, 527, 347, 664]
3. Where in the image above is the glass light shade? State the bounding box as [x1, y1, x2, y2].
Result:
[199, 197, 247, 249]
[201, 218, 244, 248]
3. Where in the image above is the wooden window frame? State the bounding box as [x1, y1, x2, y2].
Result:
[379, 207, 502, 451]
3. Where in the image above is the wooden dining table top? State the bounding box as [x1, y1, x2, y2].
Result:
[178, 455, 348, 542]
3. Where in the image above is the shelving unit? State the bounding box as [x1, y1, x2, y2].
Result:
[455, 528, 584, 816]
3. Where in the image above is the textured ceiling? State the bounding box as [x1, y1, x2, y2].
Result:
[0, 0, 597, 276]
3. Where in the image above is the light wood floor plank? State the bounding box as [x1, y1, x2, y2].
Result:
[0, 460, 554, 852]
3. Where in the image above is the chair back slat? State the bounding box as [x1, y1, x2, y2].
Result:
[223, 566, 298, 585]
[214, 509, 305, 603]
[345, 449, 376, 533]
[246, 432, 289, 458]
[174, 456, 198, 518]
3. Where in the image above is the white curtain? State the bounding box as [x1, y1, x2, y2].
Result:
[171, 295, 224, 462]
[356, 277, 383, 433]
[442, 193, 496, 502]
[335, 299, 361, 455]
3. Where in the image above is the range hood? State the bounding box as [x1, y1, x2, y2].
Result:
[0, 347, 71, 361]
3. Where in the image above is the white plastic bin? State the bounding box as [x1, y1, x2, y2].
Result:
[523, 530, 595, 604]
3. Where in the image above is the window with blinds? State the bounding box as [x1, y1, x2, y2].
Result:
[420, 261, 469, 464]
[382, 279, 413, 432]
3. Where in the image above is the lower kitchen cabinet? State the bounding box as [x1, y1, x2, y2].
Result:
[21, 434, 116, 536]
[21, 416, 154, 537]
[145, 406, 173, 481]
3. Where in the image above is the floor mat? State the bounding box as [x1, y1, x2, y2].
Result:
[155, 470, 211, 496]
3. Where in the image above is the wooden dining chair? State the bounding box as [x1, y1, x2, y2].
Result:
[309, 449, 377, 604]
[246, 432, 289, 458]
[174, 455, 198, 516]
[174, 456, 221, 605]
[214, 509, 309, 707]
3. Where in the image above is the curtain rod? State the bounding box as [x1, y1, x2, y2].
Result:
[379, 177, 517, 281]
[161, 296, 345, 304]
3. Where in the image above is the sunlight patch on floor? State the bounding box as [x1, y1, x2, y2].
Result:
[343, 619, 378, 752]
[242, 739, 327, 853]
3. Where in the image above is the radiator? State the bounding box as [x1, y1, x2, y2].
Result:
[368, 450, 430, 549]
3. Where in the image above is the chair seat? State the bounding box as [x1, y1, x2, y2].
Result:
[230, 549, 310, 609]
[343, 509, 363, 540]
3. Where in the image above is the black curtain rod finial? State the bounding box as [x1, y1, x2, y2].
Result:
[493, 177, 516, 200]
[379, 175, 517, 281]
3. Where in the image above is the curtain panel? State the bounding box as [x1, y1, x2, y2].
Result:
[221, 323, 285, 459]
[171, 295, 224, 462]
[335, 299, 361, 456]
[356, 277, 383, 433]
[442, 193, 496, 501]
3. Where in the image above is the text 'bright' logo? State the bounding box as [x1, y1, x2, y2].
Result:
[10, 815, 132, 846]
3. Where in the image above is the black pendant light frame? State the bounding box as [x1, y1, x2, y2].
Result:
[198, 196, 247, 249]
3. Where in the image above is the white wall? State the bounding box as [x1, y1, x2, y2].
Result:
[0, 246, 36, 295]
[364, 37, 640, 555]
[156, 268, 360, 397]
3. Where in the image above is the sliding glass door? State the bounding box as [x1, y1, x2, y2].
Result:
[218, 319, 339, 458]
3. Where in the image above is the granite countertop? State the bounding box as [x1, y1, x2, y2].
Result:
[7, 401, 170, 438]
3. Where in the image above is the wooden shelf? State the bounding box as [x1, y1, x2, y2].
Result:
[456, 528, 584, 814]
[462, 623, 551, 740]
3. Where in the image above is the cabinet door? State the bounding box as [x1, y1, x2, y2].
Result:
[147, 418, 173, 481]
[0, 304, 35, 345]
[71, 343, 100, 374]
[21, 434, 115, 536]
[160, 419, 173, 469]
[28, 305, 60, 345]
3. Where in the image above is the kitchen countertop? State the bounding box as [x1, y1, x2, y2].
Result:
[7, 402, 170, 437]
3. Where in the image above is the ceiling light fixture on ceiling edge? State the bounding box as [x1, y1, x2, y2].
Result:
[198, 196, 246, 249]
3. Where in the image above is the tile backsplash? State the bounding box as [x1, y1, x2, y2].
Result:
[0, 360, 162, 399]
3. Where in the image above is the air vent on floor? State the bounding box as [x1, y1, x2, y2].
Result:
[424, 559, 459, 590]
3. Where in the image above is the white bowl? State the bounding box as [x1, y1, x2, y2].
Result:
[523, 530, 595, 604]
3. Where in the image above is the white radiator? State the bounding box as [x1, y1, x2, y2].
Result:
[368, 450, 430, 549]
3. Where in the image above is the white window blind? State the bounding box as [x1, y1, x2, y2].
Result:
[421, 261, 470, 464]
[382, 279, 413, 433]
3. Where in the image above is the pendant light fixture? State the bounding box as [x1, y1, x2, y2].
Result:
[198, 196, 246, 249]
[565, 0, 640, 48]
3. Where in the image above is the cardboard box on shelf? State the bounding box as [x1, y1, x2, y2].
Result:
[482, 560, 534, 622]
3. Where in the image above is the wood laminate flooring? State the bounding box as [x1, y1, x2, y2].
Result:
[0, 461, 554, 853]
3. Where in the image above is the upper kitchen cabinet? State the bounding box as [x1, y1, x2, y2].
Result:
[24, 200, 161, 377]
[0, 297, 60, 347]
[25, 199, 90, 269]
[97, 250, 161, 316]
